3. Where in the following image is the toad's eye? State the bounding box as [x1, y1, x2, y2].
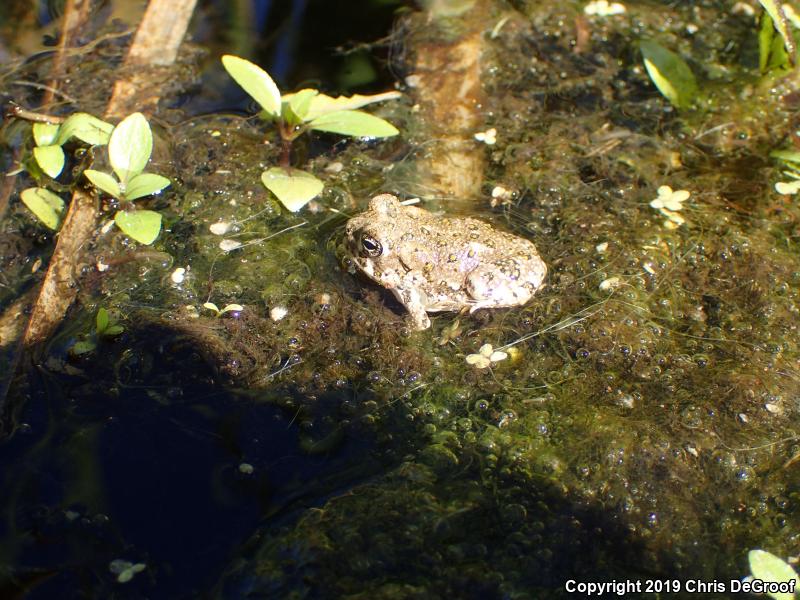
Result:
[360, 235, 383, 257]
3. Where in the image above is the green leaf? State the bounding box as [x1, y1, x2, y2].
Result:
[640, 40, 698, 109]
[32, 122, 60, 146]
[222, 55, 282, 118]
[57, 113, 113, 146]
[282, 90, 401, 121]
[308, 110, 399, 138]
[220, 304, 244, 314]
[769, 30, 791, 71]
[70, 340, 97, 356]
[748, 550, 800, 600]
[759, 0, 796, 67]
[103, 325, 124, 336]
[283, 88, 318, 123]
[109, 112, 153, 185]
[96, 308, 109, 333]
[114, 209, 162, 245]
[124, 173, 171, 200]
[33, 145, 65, 178]
[261, 167, 324, 212]
[20, 187, 65, 230]
[771, 149, 800, 163]
[203, 302, 220, 314]
[760, 9, 777, 73]
[84, 169, 121, 199]
[760, 10, 793, 73]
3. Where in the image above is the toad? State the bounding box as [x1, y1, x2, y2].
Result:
[345, 194, 547, 330]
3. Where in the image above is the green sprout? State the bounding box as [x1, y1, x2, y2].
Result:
[31, 112, 113, 179]
[640, 1, 798, 109]
[202, 302, 243, 317]
[109, 559, 146, 584]
[69, 307, 125, 356]
[771, 148, 800, 194]
[20, 113, 114, 231]
[84, 112, 171, 245]
[221, 54, 400, 211]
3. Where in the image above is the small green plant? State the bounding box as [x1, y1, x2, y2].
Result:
[221, 54, 400, 211]
[20, 112, 114, 230]
[70, 307, 125, 356]
[31, 112, 114, 179]
[109, 559, 146, 584]
[768, 147, 800, 195]
[202, 302, 243, 317]
[758, 0, 796, 74]
[84, 112, 171, 245]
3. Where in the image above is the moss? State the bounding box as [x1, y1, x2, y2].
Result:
[215, 1, 800, 592]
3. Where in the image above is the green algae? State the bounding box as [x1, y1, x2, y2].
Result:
[204, 2, 800, 595]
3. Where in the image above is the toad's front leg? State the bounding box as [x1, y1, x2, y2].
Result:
[389, 272, 432, 330]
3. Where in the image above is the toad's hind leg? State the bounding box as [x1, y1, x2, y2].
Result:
[465, 259, 538, 312]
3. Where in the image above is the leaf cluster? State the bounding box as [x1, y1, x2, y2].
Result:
[84, 112, 171, 244]
[32, 113, 113, 179]
[203, 302, 243, 317]
[221, 55, 401, 212]
[22, 113, 115, 230]
[21, 112, 171, 245]
[70, 307, 125, 356]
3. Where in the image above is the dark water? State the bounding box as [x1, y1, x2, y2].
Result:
[0, 1, 402, 597]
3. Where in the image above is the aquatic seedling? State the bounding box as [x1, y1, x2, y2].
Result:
[758, 0, 795, 74]
[69, 307, 125, 356]
[772, 148, 800, 193]
[639, 40, 698, 109]
[202, 302, 244, 317]
[19, 112, 114, 230]
[109, 559, 146, 584]
[221, 54, 400, 211]
[31, 112, 114, 179]
[84, 112, 171, 245]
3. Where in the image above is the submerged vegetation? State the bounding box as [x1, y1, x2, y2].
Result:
[3, 0, 800, 597]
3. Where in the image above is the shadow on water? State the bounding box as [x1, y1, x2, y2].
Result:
[0, 323, 385, 599]
[0, 4, 406, 596]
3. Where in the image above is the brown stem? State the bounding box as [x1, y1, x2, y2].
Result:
[278, 120, 293, 169]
